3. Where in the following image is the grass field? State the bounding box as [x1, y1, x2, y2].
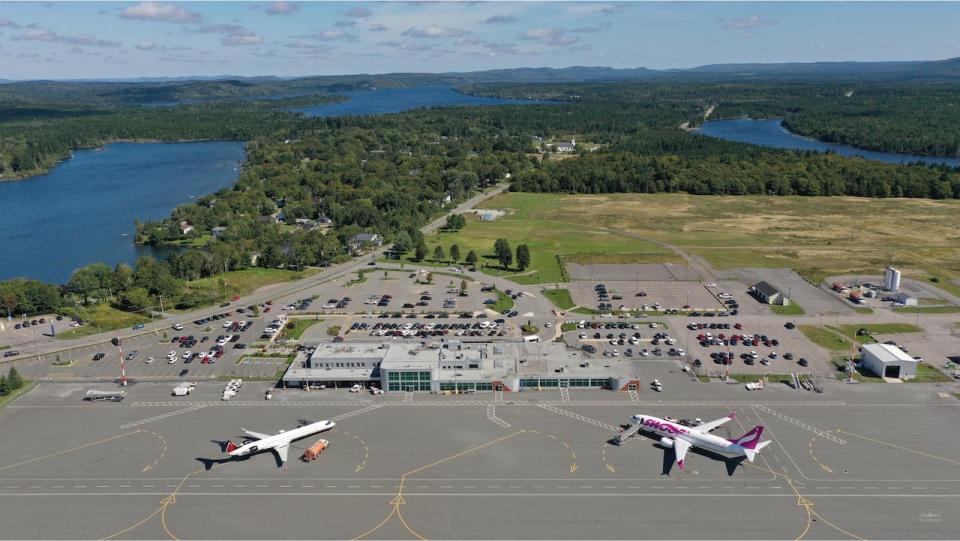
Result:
[279, 318, 325, 341]
[542, 288, 575, 310]
[799, 325, 852, 351]
[908, 364, 951, 383]
[185, 268, 320, 299]
[0, 381, 35, 409]
[893, 305, 960, 314]
[771, 302, 805, 316]
[432, 192, 960, 293]
[410, 193, 680, 284]
[55, 304, 152, 340]
[489, 289, 515, 314]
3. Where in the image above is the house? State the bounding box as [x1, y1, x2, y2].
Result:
[178, 220, 194, 235]
[211, 226, 227, 238]
[349, 233, 383, 254]
[750, 281, 784, 305]
[294, 218, 318, 231]
[553, 138, 576, 153]
[317, 215, 333, 227]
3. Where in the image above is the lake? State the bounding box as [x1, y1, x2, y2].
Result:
[0, 141, 245, 283]
[697, 118, 960, 168]
[289, 85, 541, 117]
[2, 86, 539, 284]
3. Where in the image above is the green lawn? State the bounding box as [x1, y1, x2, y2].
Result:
[771, 302, 805, 316]
[893, 305, 960, 314]
[838, 323, 922, 337]
[542, 288, 575, 310]
[55, 304, 152, 340]
[489, 289, 515, 314]
[185, 267, 320, 300]
[404, 192, 680, 285]
[907, 364, 951, 383]
[279, 318, 324, 341]
[0, 380, 35, 408]
[799, 325, 852, 351]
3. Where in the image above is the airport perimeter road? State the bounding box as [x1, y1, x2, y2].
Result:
[0, 184, 510, 367]
[1, 383, 959, 539]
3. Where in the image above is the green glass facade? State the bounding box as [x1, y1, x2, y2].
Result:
[387, 370, 432, 392]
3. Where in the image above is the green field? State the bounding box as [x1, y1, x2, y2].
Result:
[489, 289, 515, 314]
[409, 193, 680, 284]
[799, 325, 852, 351]
[55, 304, 152, 340]
[185, 268, 320, 299]
[893, 305, 960, 314]
[771, 302, 805, 316]
[542, 288, 576, 310]
[0, 381, 35, 409]
[427, 192, 960, 294]
[908, 364, 951, 383]
[279, 318, 325, 341]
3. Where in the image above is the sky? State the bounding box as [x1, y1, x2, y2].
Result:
[1, 1, 959, 80]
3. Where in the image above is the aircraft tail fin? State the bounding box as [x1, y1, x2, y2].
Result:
[742, 440, 771, 462]
[225, 441, 239, 453]
[729, 425, 764, 450]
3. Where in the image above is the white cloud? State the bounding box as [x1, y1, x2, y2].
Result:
[120, 2, 202, 24]
[0, 16, 22, 28]
[135, 41, 165, 51]
[16, 27, 121, 48]
[402, 25, 467, 39]
[311, 29, 356, 41]
[194, 24, 264, 47]
[265, 1, 298, 16]
[566, 2, 627, 16]
[721, 16, 777, 30]
[520, 27, 579, 47]
[342, 7, 372, 19]
[334, 20, 357, 28]
[368, 23, 389, 32]
[483, 15, 516, 25]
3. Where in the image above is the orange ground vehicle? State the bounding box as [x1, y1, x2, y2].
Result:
[301, 439, 329, 461]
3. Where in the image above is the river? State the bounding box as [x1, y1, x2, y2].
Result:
[289, 85, 540, 117]
[696, 118, 960, 168]
[0, 141, 245, 283]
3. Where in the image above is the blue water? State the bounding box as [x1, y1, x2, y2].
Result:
[697, 118, 960, 168]
[0, 141, 245, 283]
[290, 85, 541, 117]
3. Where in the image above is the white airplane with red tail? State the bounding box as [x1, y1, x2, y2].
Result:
[225, 419, 335, 468]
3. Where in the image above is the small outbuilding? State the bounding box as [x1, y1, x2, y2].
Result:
[860, 343, 917, 380]
[750, 281, 783, 305]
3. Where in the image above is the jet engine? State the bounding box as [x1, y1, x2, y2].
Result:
[659, 437, 674, 449]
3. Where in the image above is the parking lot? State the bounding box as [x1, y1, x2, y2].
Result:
[568, 280, 729, 313]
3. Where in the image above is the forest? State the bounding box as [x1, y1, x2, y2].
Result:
[3, 78, 960, 320]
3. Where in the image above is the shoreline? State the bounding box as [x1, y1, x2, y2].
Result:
[0, 137, 247, 183]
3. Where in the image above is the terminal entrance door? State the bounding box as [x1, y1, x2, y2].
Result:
[559, 380, 569, 388]
[627, 383, 638, 391]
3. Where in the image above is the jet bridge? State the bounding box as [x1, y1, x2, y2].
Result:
[613, 423, 642, 446]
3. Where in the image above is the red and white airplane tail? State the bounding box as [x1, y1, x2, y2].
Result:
[225, 441, 239, 453]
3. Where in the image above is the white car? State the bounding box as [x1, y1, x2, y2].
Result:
[222, 321, 234, 328]
[579, 333, 587, 339]
[706, 283, 718, 288]
[172, 323, 184, 331]
[649, 323, 658, 328]
[544, 322, 553, 328]
[145, 356, 155, 364]
[167, 355, 178, 364]
[184, 351, 193, 360]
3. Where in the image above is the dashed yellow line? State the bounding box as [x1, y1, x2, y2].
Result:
[0, 431, 141, 472]
[336, 430, 369, 473]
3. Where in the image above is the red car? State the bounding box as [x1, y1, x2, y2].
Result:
[264, 307, 271, 313]
[231, 295, 241, 301]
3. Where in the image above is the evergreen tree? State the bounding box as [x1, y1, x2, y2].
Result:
[516, 244, 531, 271]
[449, 244, 461, 263]
[433, 245, 446, 263]
[6, 367, 23, 390]
[493, 238, 512, 269]
[0, 374, 7, 396]
[465, 250, 478, 267]
[414, 241, 428, 262]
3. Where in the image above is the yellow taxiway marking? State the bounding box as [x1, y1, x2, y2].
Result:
[0, 431, 141, 472]
[837, 429, 960, 466]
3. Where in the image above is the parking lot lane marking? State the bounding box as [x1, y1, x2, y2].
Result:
[836, 429, 960, 466]
[0, 430, 141, 473]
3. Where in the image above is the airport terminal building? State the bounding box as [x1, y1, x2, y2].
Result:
[282, 340, 639, 392]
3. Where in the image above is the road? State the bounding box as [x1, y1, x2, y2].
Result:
[1, 183, 509, 368]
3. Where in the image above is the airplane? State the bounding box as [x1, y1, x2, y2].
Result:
[224, 419, 335, 468]
[629, 412, 770, 470]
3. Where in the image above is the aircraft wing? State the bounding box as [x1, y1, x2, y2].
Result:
[695, 413, 735, 433]
[243, 428, 271, 440]
[274, 444, 290, 464]
[673, 438, 691, 470]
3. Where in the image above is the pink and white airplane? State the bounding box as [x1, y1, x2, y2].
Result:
[629, 412, 770, 470]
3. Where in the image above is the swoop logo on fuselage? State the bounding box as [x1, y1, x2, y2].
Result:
[644, 418, 688, 435]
